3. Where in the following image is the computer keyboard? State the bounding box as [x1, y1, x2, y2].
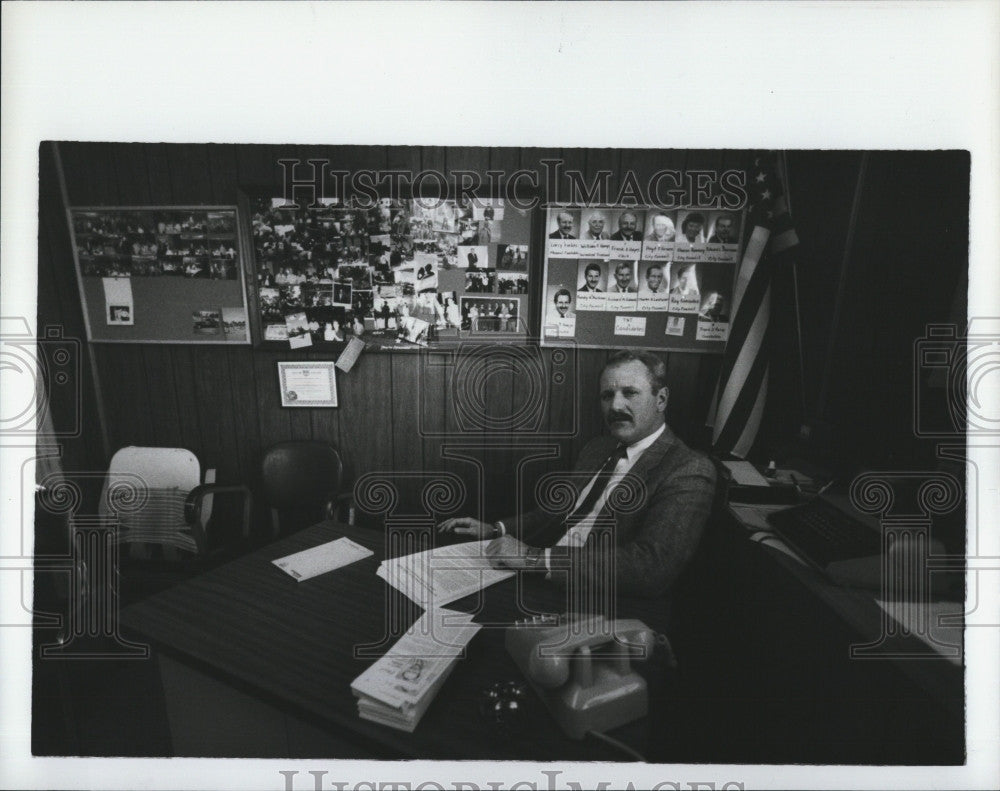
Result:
[766, 497, 881, 570]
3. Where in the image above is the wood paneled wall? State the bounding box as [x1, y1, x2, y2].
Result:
[38, 143, 967, 534]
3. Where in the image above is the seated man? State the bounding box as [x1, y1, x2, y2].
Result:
[439, 350, 716, 599]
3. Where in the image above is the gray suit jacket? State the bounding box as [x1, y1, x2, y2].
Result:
[503, 426, 716, 598]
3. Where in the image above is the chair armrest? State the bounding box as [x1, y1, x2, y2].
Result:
[185, 484, 253, 543]
[324, 491, 355, 525]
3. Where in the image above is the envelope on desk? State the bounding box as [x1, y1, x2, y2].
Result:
[272, 537, 374, 581]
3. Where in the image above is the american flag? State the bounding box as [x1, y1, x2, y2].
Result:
[710, 151, 799, 458]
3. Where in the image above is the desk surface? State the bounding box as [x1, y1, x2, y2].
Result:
[726, 503, 964, 719]
[119, 522, 670, 760]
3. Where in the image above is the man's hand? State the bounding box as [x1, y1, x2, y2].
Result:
[484, 535, 541, 570]
[436, 517, 495, 540]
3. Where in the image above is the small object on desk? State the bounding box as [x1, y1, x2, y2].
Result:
[771, 468, 817, 492]
[479, 680, 531, 735]
[765, 459, 777, 478]
[271, 536, 374, 581]
[721, 460, 771, 487]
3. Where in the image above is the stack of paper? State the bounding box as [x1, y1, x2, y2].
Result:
[376, 540, 514, 608]
[351, 608, 481, 732]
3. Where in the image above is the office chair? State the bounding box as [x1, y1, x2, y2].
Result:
[98, 446, 252, 601]
[260, 440, 352, 536]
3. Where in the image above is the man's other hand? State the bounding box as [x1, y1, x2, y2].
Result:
[436, 517, 494, 539]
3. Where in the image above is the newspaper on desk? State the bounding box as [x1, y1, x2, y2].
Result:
[351, 608, 481, 732]
[376, 540, 514, 608]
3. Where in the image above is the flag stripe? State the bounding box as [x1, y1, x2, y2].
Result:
[732, 226, 771, 313]
[714, 340, 770, 451]
[715, 285, 770, 428]
[716, 261, 772, 397]
[731, 373, 768, 459]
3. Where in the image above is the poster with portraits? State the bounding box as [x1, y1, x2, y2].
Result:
[247, 194, 532, 348]
[540, 204, 743, 352]
[69, 206, 250, 343]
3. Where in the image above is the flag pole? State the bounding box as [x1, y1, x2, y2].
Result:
[779, 151, 809, 420]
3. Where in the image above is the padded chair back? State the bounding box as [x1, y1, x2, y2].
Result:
[98, 446, 206, 558]
[261, 441, 344, 533]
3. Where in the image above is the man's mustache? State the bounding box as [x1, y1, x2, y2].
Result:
[606, 411, 632, 424]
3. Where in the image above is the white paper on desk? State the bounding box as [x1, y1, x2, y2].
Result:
[272, 537, 373, 581]
[378, 540, 514, 608]
[723, 460, 771, 487]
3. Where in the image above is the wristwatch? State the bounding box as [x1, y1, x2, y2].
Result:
[524, 547, 543, 569]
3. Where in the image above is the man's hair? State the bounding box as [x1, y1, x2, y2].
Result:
[715, 213, 734, 224]
[604, 349, 668, 394]
[554, 288, 571, 303]
[645, 264, 663, 277]
[683, 212, 706, 228]
[615, 262, 632, 275]
[584, 262, 602, 276]
[619, 211, 637, 224]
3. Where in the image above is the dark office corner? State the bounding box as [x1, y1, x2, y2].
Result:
[655, 522, 963, 765]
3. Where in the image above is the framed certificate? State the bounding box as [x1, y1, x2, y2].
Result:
[277, 361, 338, 407]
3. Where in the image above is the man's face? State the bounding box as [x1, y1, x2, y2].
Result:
[557, 213, 574, 234]
[556, 294, 571, 316]
[588, 215, 606, 236]
[600, 360, 667, 445]
[715, 217, 734, 242]
[646, 267, 663, 291]
[678, 269, 693, 290]
[615, 265, 632, 289]
[653, 216, 671, 238]
[618, 213, 638, 235]
[683, 218, 703, 240]
[585, 267, 601, 288]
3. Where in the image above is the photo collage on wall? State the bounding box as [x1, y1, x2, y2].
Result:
[540, 205, 742, 349]
[250, 195, 530, 348]
[72, 208, 240, 280]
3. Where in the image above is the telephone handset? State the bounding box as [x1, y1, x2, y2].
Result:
[505, 613, 663, 739]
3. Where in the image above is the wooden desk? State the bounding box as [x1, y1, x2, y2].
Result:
[119, 521, 671, 759]
[725, 503, 964, 719]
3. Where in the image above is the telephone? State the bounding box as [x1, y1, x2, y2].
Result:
[505, 613, 659, 739]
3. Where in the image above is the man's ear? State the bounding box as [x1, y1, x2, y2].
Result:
[658, 386, 669, 413]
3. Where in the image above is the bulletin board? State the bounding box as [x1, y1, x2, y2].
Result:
[68, 206, 251, 344]
[242, 192, 534, 350]
[539, 204, 745, 352]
